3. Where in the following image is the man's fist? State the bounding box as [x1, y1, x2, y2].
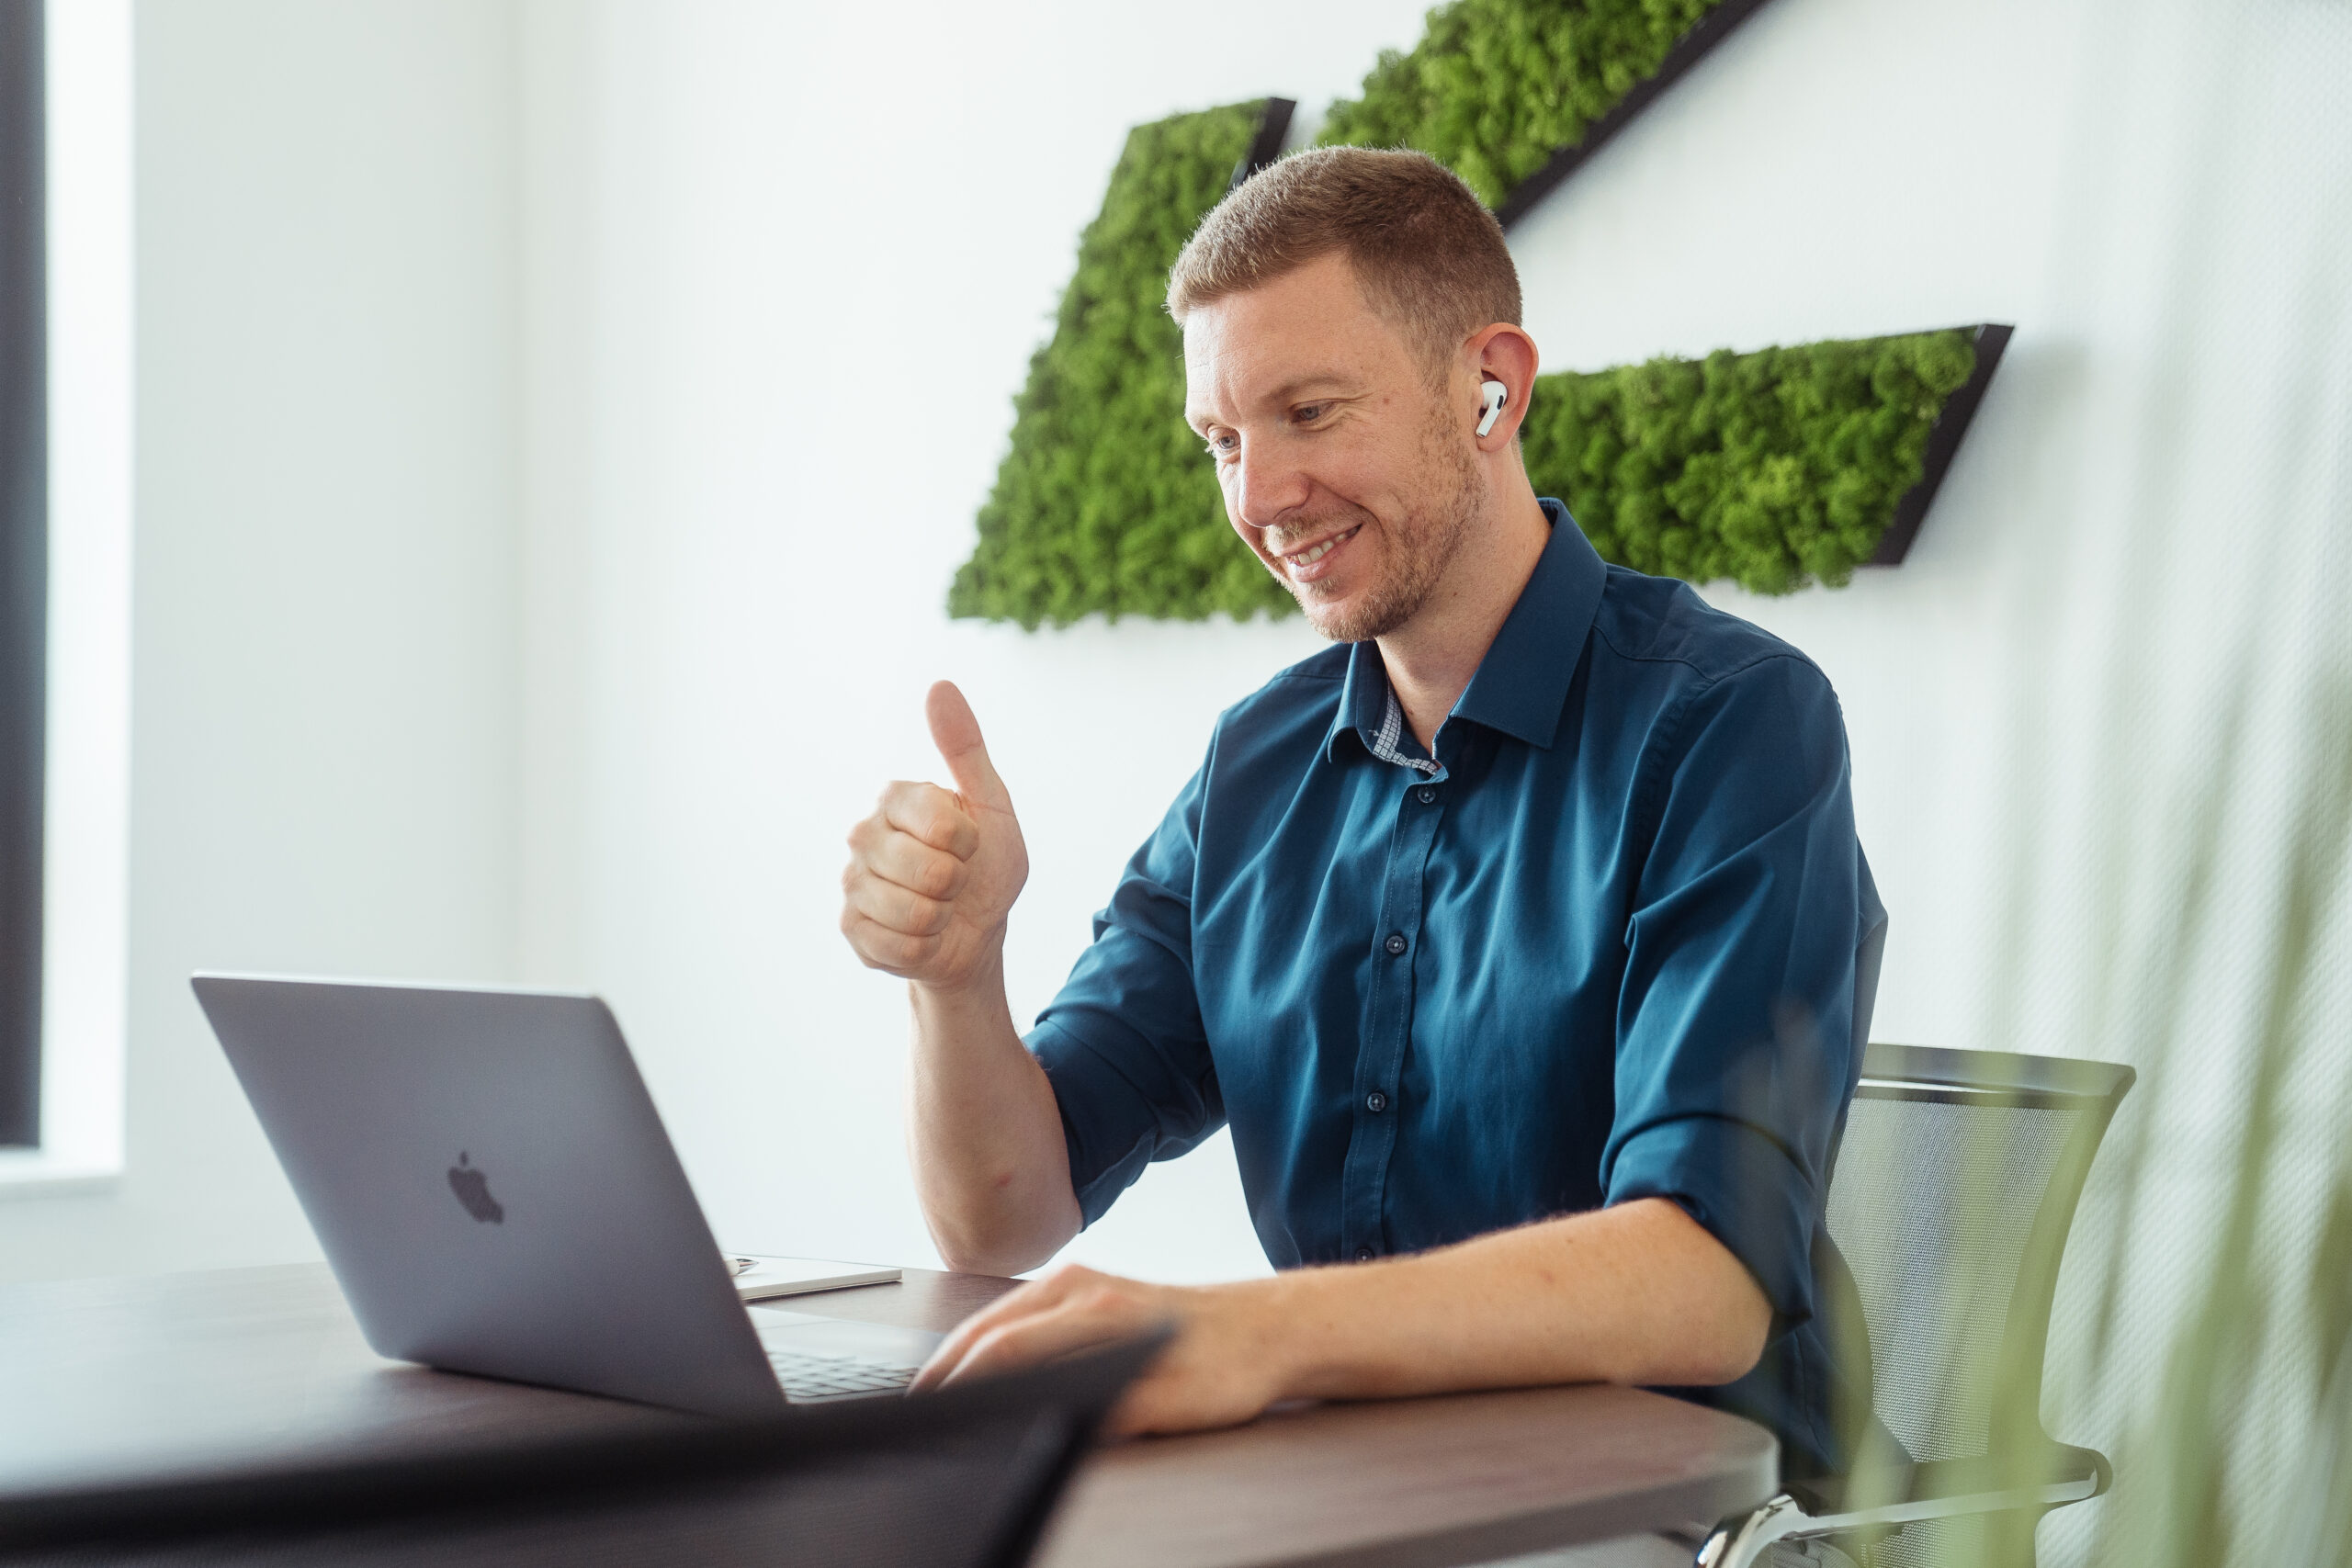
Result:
[841, 682, 1030, 991]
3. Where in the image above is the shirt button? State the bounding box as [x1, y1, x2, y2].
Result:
[1416, 785, 1436, 805]
[1354, 1247, 1374, 1263]
[1384, 932, 1408, 956]
[1365, 1091, 1387, 1113]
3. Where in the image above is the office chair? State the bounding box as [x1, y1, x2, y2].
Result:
[1698, 1043, 2134, 1568]
[0, 1333, 1162, 1568]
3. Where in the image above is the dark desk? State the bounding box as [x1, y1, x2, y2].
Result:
[0, 1265, 1774, 1567]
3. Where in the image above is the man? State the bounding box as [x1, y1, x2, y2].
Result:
[841, 148, 1883, 1477]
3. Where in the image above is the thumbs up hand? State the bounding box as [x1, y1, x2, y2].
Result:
[842, 682, 1031, 991]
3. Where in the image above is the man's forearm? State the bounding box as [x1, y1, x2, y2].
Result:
[1260, 1198, 1771, 1399]
[912, 1195, 1778, 1432]
[906, 953, 1082, 1274]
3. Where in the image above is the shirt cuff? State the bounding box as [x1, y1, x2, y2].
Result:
[1027, 1019, 1172, 1229]
[1606, 1113, 1818, 1327]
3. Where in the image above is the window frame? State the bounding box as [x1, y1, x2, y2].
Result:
[0, 0, 131, 1190]
[0, 0, 48, 1149]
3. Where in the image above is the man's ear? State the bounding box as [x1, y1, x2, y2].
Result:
[1467, 323, 1540, 450]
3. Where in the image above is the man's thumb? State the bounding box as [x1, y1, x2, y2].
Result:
[925, 681, 1012, 812]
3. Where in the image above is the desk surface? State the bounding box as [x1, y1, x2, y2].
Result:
[0, 1264, 1773, 1568]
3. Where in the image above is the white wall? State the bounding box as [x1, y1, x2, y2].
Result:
[0, 0, 525, 1277]
[510, 0, 1434, 1283]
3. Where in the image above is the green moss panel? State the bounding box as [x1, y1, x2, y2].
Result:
[947, 102, 1293, 629]
[952, 7, 1983, 626]
[1316, 0, 1725, 208]
[950, 99, 1973, 625]
[1524, 331, 1977, 595]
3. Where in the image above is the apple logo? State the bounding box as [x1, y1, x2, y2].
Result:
[447, 1151, 504, 1224]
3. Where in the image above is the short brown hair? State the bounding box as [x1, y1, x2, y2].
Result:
[1166, 146, 1521, 371]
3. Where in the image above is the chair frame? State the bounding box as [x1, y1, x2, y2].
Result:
[1696, 1043, 2134, 1568]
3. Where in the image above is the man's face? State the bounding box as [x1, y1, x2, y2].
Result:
[1182, 253, 1478, 643]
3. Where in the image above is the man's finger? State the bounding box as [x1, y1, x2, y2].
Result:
[842, 871, 952, 938]
[912, 1279, 1057, 1392]
[857, 829, 967, 904]
[839, 911, 939, 976]
[925, 681, 1014, 815]
[912, 1268, 1127, 1392]
[879, 781, 981, 859]
[925, 1298, 1142, 1391]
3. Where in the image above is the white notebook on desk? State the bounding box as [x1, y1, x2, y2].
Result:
[725, 1253, 902, 1302]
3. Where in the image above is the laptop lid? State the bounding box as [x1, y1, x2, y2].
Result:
[191, 975, 785, 1420]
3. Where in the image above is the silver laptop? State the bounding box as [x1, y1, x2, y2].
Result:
[190, 975, 944, 1419]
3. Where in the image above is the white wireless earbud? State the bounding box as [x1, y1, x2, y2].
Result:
[1476, 379, 1509, 437]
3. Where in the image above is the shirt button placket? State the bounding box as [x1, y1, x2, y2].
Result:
[1339, 774, 1444, 1267]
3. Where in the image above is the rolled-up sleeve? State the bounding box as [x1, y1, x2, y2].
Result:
[1602, 653, 1877, 1329]
[1026, 759, 1226, 1227]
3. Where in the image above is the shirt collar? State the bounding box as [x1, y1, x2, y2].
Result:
[1323, 498, 1606, 764]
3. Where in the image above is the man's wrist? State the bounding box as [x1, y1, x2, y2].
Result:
[908, 942, 1010, 1021]
[1225, 1264, 1353, 1402]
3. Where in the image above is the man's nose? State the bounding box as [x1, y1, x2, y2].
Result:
[1231, 438, 1312, 535]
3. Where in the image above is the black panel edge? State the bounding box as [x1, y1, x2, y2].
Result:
[1493, 0, 1780, 231]
[0, 0, 45, 1149]
[1866, 322, 2012, 568]
[0, 1335, 1167, 1552]
[1230, 97, 1296, 191]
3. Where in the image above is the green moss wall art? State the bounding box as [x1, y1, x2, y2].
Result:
[1315, 0, 1748, 216]
[951, 0, 2007, 627]
[949, 104, 1291, 627]
[1522, 331, 1980, 595]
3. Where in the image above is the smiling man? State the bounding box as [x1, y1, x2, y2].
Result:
[841, 148, 1884, 1479]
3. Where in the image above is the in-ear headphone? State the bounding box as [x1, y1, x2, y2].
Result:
[1476, 379, 1509, 437]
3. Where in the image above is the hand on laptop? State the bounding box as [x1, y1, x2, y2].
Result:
[910, 1201, 1773, 1437]
[842, 681, 1030, 992]
[910, 1263, 1288, 1436]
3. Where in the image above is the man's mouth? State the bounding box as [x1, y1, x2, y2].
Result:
[1275, 524, 1363, 582]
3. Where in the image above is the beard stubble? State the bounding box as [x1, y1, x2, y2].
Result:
[1283, 407, 1483, 645]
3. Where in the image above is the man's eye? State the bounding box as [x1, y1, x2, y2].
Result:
[1293, 404, 1327, 424]
[1204, 432, 1238, 457]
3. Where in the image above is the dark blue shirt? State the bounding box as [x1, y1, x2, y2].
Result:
[1029, 502, 1884, 1473]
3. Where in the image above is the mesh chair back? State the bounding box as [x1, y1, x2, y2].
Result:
[1823, 1045, 2132, 1468]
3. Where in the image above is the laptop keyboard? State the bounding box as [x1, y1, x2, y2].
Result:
[765, 1348, 921, 1403]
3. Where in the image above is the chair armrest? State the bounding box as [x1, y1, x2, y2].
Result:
[1787, 1443, 2108, 1517]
